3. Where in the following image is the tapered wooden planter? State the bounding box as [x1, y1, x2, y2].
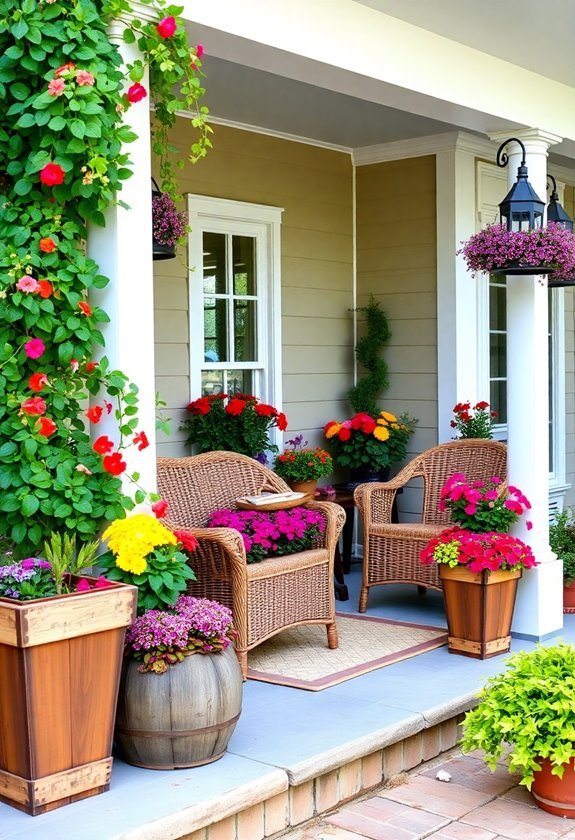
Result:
[0, 580, 137, 816]
[439, 565, 521, 659]
[115, 644, 243, 769]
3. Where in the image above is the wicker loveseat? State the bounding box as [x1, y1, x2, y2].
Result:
[157, 451, 346, 678]
[354, 439, 507, 612]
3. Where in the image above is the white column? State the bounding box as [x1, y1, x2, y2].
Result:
[489, 129, 563, 639]
[87, 22, 157, 495]
[436, 137, 482, 441]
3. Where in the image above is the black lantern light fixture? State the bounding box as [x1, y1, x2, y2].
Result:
[547, 174, 574, 233]
[496, 137, 545, 232]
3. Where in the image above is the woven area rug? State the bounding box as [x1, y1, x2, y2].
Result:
[247, 613, 448, 691]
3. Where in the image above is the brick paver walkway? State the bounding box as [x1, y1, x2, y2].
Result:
[282, 749, 575, 840]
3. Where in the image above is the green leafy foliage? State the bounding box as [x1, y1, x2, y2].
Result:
[347, 297, 391, 416]
[461, 644, 575, 789]
[549, 508, 575, 584]
[0, 0, 210, 557]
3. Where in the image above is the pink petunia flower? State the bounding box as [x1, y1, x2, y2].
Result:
[24, 338, 45, 359]
[16, 276, 40, 293]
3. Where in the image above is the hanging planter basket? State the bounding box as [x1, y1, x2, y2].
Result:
[490, 262, 555, 277]
[152, 178, 187, 262]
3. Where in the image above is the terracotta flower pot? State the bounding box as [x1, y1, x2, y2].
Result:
[287, 478, 318, 495]
[532, 757, 575, 818]
[0, 579, 137, 815]
[564, 581, 575, 613]
[439, 565, 521, 659]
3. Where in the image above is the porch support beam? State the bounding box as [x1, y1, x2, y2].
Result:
[489, 128, 564, 639]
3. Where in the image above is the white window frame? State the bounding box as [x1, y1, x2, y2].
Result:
[187, 195, 284, 449]
[475, 162, 568, 505]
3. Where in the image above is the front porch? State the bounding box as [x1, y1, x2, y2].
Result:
[3, 565, 572, 840]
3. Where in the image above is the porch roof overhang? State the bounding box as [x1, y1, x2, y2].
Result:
[166, 0, 575, 162]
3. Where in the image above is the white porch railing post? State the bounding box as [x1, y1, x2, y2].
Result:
[490, 128, 563, 639]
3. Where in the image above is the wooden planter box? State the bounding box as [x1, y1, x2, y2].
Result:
[439, 565, 521, 659]
[0, 579, 137, 816]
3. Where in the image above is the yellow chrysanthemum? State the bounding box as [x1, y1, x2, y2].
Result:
[379, 410, 397, 423]
[102, 514, 177, 575]
[325, 423, 341, 439]
[373, 425, 390, 441]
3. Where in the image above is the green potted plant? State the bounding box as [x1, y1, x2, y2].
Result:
[181, 393, 288, 462]
[549, 507, 575, 612]
[420, 473, 537, 658]
[347, 297, 391, 416]
[99, 513, 243, 770]
[324, 409, 417, 488]
[0, 535, 137, 815]
[460, 643, 575, 817]
[273, 435, 333, 494]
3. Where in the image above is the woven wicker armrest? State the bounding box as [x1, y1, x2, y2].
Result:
[304, 500, 346, 554]
[354, 457, 425, 525]
[171, 525, 249, 589]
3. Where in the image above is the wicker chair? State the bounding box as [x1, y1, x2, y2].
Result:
[156, 451, 346, 679]
[354, 439, 507, 612]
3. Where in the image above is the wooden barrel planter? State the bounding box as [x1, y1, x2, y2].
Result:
[439, 565, 521, 659]
[115, 645, 243, 769]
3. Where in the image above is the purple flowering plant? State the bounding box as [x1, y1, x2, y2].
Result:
[125, 595, 236, 673]
[207, 506, 326, 564]
[152, 191, 188, 247]
[458, 222, 575, 278]
[0, 557, 56, 600]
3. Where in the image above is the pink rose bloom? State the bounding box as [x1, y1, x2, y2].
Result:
[127, 83, 147, 103]
[16, 276, 39, 293]
[48, 78, 65, 96]
[24, 338, 45, 359]
[75, 70, 95, 86]
[195, 43, 204, 58]
[156, 16, 177, 38]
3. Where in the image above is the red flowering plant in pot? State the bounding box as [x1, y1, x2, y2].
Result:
[181, 393, 288, 462]
[451, 400, 498, 439]
[420, 473, 537, 659]
[273, 434, 333, 494]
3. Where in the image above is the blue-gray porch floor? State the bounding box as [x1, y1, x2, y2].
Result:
[2, 562, 573, 840]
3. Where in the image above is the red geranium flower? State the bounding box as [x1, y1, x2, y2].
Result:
[156, 16, 176, 37]
[127, 83, 147, 103]
[86, 405, 103, 424]
[277, 412, 288, 431]
[338, 427, 352, 441]
[187, 397, 211, 415]
[39, 163, 64, 186]
[78, 300, 92, 316]
[151, 499, 169, 519]
[37, 279, 53, 298]
[226, 398, 246, 416]
[85, 361, 98, 372]
[103, 452, 127, 476]
[29, 372, 48, 392]
[93, 435, 114, 454]
[21, 397, 46, 416]
[173, 529, 199, 553]
[39, 237, 56, 253]
[37, 416, 57, 437]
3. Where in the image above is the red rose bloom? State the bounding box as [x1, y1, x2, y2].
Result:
[39, 163, 64, 186]
[39, 237, 56, 253]
[37, 416, 57, 437]
[103, 452, 127, 476]
[127, 83, 147, 103]
[156, 16, 177, 38]
[93, 435, 114, 454]
[133, 430, 149, 451]
[21, 397, 46, 416]
[188, 397, 211, 415]
[37, 279, 53, 298]
[173, 529, 199, 553]
[226, 398, 246, 416]
[29, 372, 48, 392]
[151, 499, 169, 519]
[86, 405, 103, 423]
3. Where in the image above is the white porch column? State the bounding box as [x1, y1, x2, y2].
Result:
[87, 23, 157, 494]
[489, 129, 563, 639]
[436, 136, 483, 440]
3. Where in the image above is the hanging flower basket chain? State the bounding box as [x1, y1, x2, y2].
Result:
[458, 222, 575, 279]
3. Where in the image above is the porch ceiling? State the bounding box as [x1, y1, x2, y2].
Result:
[188, 0, 575, 167]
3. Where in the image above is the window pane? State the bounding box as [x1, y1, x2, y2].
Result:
[226, 370, 253, 396]
[202, 370, 224, 395]
[233, 236, 255, 295]
[204, 298, 228, 362]
[489, 333, 507, 378]
[234, 299, 256, 361]
[203, 232, 226, 295]
[489, 284, 506, 330]
[490, 381, 507, 425]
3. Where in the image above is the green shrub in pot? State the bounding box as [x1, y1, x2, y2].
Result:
[549, 508, 575, 585]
